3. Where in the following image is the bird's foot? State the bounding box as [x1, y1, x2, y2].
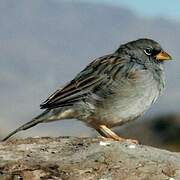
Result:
[126, 139, 139, 144]
[97, 125, 139, 144]
[100, 136, 139, 144]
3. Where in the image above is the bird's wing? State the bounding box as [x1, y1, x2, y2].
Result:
[40, 54, 127, 109]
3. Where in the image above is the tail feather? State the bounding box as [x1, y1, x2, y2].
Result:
[2, 110, 50, 141]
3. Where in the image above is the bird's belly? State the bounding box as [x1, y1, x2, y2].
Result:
[96, 80, 160, 127]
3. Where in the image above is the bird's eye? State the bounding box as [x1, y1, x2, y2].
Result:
[144, 48, 153, 56]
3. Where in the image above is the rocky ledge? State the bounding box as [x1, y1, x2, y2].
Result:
[0, 137, 179, 180]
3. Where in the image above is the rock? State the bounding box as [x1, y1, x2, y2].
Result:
[0, 137, 180, 180]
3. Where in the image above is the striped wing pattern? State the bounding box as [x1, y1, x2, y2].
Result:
[40, 54, 127, 109]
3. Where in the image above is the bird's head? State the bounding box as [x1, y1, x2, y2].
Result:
[117, 38, 172, 64]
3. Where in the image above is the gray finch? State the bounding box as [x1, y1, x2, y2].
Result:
[2, 38, 172, 142]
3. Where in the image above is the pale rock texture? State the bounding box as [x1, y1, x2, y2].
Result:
[0, 137, 179, 180]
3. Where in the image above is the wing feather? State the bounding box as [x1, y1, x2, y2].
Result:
[40, 54, 127, 109]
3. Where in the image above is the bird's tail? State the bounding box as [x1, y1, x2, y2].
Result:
[2, 110, 50, 141]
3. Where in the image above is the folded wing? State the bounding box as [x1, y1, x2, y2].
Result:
[40, 54, 126, 109]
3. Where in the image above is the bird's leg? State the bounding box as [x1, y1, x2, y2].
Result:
[98, 125, 124, 141]
[98, 125, 139, 144]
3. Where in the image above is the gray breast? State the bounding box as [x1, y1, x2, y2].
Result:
[94, 69, 163, 127]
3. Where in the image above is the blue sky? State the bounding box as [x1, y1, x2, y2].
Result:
[67, 0, 180, 20]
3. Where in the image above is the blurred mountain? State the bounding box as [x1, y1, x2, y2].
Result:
[0, 1, 180, 140]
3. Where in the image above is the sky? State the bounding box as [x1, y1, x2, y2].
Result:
[67, 0, 180, 20]
[0, 0, 180, 139]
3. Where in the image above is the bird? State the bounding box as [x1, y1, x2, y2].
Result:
[2, 38, 172, 142]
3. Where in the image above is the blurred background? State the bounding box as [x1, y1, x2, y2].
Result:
[0, 0, 180, 151]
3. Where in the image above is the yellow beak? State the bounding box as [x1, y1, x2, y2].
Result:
[155, 51, 172, 61]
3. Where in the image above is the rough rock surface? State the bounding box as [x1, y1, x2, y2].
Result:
[0, 137, 179, 180]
